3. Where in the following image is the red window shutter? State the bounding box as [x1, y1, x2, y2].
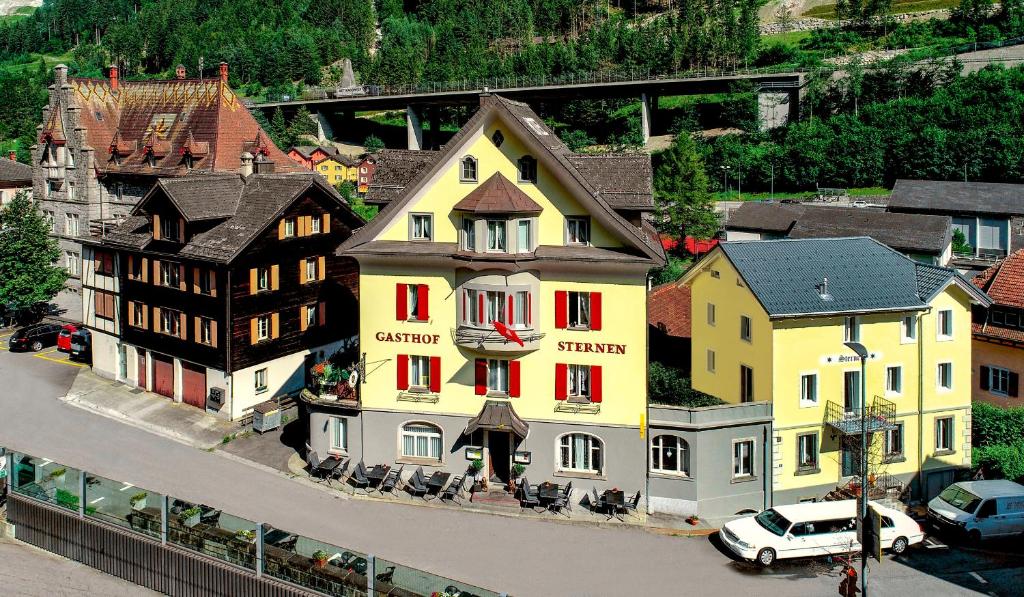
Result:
[318, 301, 326, 326]
[555, 290, 568, 329]
[507, 294, 514, 326]
[590, 292, 602, 331]
[429, 356, 441, 393]
[474, 359, 487, 395]
[509, 360, 521, 397]
[396, 354, 409, 390]
[478, 293, 484, 325]
[555, 364, 567, 400]
[396, 283, 407, 320]
[417, 284, 430, 321]
[590, 366, 603, 403]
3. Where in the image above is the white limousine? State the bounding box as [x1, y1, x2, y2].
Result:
[719, 500, 925, 566]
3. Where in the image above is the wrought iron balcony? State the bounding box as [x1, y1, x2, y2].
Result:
[451, 325, 543, 353]
[554, 400, 601, 415]
[824, 395, 896, 435]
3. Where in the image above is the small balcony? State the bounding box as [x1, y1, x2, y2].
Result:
[452, 325, 543, 353]
[824, 395, 896, 435]
[554, 399, 601, 415]
[396, 390, 440, 404]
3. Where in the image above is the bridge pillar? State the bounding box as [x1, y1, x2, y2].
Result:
[640, 93, 655, 144]
[424, 106, 440, 151]
[757, 91, 796, 131]
[406, 106, 424, 151]
[315, 110, 334, 143]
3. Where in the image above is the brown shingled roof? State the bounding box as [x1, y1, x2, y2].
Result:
[452, 172, 542, 214]
[66, 77, 298, 176]
[364, 149, 438, 205]
[648, 282, 691, 339]
[567, 154, 653, 210]
[973, 249, 1024, 309]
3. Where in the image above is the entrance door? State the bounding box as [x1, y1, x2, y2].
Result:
[118, 345, 128, 380]
[488, 431, 512, 487]
[152, 354, 174, 399]
[137, 351, 147, 389]
[181, 362, 207, 409]
[844, 371, 861, 412]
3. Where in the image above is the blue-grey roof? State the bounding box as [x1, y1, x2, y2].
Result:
[719, 237, 970, 317]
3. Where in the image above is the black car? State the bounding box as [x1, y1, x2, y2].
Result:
[69, 329, 92, 363]
[8, 323, 64, 352]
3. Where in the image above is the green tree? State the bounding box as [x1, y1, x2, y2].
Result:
[363, 135, 385, 153]
[288, 106, 319, 143]
[653, 133, 719, 239]
[269, 107, 290, 149]
[0, 192, 68, 310]
[649, 362, 725, 407]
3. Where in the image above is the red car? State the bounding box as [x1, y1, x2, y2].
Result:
[56, 324, 78, 352]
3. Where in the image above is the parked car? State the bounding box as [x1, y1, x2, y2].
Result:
[719, 500, 924, 567]
[8, 322, 64, 352]
[56, 324, 78, 352]
[69, 329, 92, 363]
[927, 480, 1024, 542]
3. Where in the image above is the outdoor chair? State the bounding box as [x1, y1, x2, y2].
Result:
[519, 477, 541, 511]
[376, 566, 397, 584]
[199, 507, 222, 525]
[306, 451, 339, 485]
[623, 491, 642, 518]
[590, 486, 606, 514]
[442, 475, 465, 503]
[406, 466, 429, 498]
[380, 465, 403, 494]
[350, 460, 370, 491]
[550, 481, 573, 516]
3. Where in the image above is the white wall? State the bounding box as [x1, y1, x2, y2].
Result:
[724, 230, 764, 241]
[90, 330, 120, 380]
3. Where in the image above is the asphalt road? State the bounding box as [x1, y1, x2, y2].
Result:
[0, 342, 1021, 596]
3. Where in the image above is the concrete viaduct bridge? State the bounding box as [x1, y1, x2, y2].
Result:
[252, 68, 805, 149]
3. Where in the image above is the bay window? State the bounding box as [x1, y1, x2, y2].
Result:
[463, 218, 476, 251]
[486, 220, 506, 252]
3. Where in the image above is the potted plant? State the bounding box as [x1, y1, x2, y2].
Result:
[686, 514, 700, 526]
[312, 549, 329, 569]
[179, 507, 202, 528]
[321, 364, 341, 400]
[129, 492, 148, 511]
[48, 467, 67, 485]
[235, 529, 256, 543]
[469, 459, 484, 492]
[509, 463, 526, 492]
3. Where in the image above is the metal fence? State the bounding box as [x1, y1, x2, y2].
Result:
[2, 448, 503, 597]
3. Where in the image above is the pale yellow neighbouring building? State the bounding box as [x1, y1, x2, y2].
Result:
[681, 237, 991, 504]
[330, 94, 664, 495]
[313, 155, 359, 187]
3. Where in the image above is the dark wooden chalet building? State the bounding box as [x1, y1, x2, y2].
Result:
[81, 162, 363, 419]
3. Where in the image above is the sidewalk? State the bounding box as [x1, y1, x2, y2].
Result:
[62, 369, 726, 536]
[62, 370, 236, 449]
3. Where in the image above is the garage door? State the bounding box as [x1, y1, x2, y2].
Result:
[137, 352, 147, 389]
[181, 362, 207, 410]
[152, 354, 174, 399]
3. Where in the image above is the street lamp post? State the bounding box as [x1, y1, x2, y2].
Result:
[844, 341, 869, 597]
[720, 165, 731, 196]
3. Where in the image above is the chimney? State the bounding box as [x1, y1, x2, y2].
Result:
[109, 65, 119, 91]
[54, 64, 68, 87]
[240, 152, 254, 177]
[175, 64, 186, 79]
[219, 62, 228, 84]
[8, 151, 16, 161]
[816, 277, 832, 301]
[253, 153, 275, 175]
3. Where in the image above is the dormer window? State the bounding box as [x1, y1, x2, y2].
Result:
[160, 217, 179, 242]
[460, 156, 478, 182]
[146, 151, 157, 167]
[517, 155, 537, 183]
[183, 153, 195, 169]
[566, 217, 590, 245]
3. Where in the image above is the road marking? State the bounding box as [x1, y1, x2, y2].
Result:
[32, 351, 85, 368]
[89, 497, 105, 505]
[40, 459, 53, 466]
[969, 571, 988, 584]
[924, 537, 947, 549]
[118, 483, 135, 492]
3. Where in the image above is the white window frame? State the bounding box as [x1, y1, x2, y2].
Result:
[409, 355, 431, 390]
[411, 213, 433, 241]
[284, 218, 296, 238]
[200, 318, 213, 345]
[160, 309, 179, 337]
[937, 309, 953, 340]
[844, 316, 860, 342]
[310, 216, 321, 234]
[160, 217, 178, 241]
[462, 218, 476, 251]
[513, 291, 529, 330]
[566, 217, 590, 245]
[937, 362, 953, 391]
[517, 155, 537, 183]
[885, 423, 904, 458]
[901, 314, 917, 343]
[486, 219, 506, 252]
[255, 368, 268, 394]
[64, 250, 80, 276]
[650, 435, 689, 476]
[707, 303, 716, 326]
[131, 301, 145, 328]
[935, 417, 954, 452]
[256, 316, 270, 341]
[567, 364, 591, 400]
[460, 156, 477, 182]
[567, 291, 591, 329]
[799, 372, 818, 407]
[487, 358, 509, 394]
[732, 439, 755, 479]
[886, 365, 903, 396]
[306, 303, 318, 328]
[401, 423, 443, 461]
[305, 257, 317, 283]
[740, 315, 751, 342]
[988, 366, 1011, 396]
[329, 416, 347, 453]
[797, 432, 819, 471]
[516, 219, 532, 252]
[256, 267, 269, 291]
[557, 433, 603, 475]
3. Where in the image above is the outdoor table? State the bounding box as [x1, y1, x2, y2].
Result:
[537, 482, 560, 503]
[263, 529, 297, 549]
[366, 464, 390, 488]
[426, 471, 451, 497]
[602, 489, 626, 520]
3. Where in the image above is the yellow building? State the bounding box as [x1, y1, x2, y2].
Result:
[314, 155, 358, 187]
[681, 237, 991, 503]
[332, 94, 664, 493]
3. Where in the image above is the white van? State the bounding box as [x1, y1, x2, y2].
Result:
[719, 500, 925, 567]
[927, 480, 1024, 541]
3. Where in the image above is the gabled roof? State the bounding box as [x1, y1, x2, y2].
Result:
[648, 282, 691, 339]
[344, 94, 664, 263]
[290, 145, 338, 159]
[566, 154, 654, 210]
[683, 237, 989, 318]
[889, 179, 1024, 216]
[452, 172, 542, 214]
[105, 172, 363, 263]
[364, 149, 439, 204]
[64, 77, 299, 176]
[973, 249, 1024, 309]
[0, 158, 32, 184]
[726, 203, 952, 255]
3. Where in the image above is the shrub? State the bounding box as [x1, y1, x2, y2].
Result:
[54, 488, 78, 510]
[649, 363, 725, 407]
[973, 441, 1024, 482]
[972, 402, 1024, 447]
